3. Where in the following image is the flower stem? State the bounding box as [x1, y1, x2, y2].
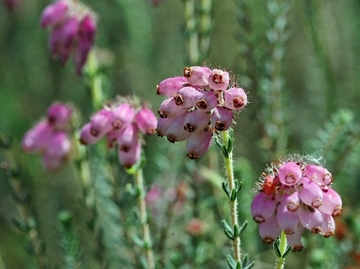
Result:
[184, 0, 200, 65]
[86, 49, 104, 110]
[222, 130, 241, 263]
[134, 168, 155, 269]
[276, 231, 287, 269]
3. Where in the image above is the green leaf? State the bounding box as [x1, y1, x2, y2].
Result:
[222, 144, 229, 158]
[233, 224, 239, 238]
[221, 219, 233, 234]
[131, 234, 145, 247]
[238, 221, 248, 235]
[273, 241, 282, 258]
[224, 229, 234, 241]
[236, 180, 243, 194]
[222, 182, 230, 197]
[243, 261, 255, 269]
[241, 255, 248, 268]
[230, 189, 237, 202]
[215, 136, 223, 149]
[226, 255, 236, 269]
[282, 245, 292, 258]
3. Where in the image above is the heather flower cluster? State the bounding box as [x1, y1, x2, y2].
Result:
[40, 0, 97, 74]
[79, 101, 158, 168]
[251, 155, 343, 252]
[22, 103, 73, 170]
[156, 66, 248, 159]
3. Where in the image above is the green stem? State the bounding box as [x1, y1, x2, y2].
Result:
[184, 0, 200, 65]
[134, 169, 155, 269]
[86, 49, 104, 110]
[275, 231, 287, 269]
[199, 0, 212, 60]
[222, 130, 241, 263]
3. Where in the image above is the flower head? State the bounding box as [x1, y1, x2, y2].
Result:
[251, 154, 343, 251]
[40, 0, 97, 75]
[79, 99, 157, 169]
[22, 102, 73, 170]
[155, 66, 248, 159]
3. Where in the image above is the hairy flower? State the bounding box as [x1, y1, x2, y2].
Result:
[251, 154, 343, 251]
[155, 66, 248, 159]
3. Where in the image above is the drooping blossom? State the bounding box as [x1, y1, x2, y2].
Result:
[22, 102, 73, 170]
[251, 154, 343, 251]
[40, 0, 97, 75]
[79, 100, 157, 169]
[155, 66, 248, 159]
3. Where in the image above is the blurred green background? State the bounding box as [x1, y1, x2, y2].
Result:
[1, 0, 360, 268]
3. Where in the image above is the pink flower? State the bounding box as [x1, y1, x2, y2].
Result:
[155, 66, 248, 159]
[47, 102, 72, 129]
[251, 155, 343, 251]
[22, 102, 73, 170]
[40, 0, 68, 28]
[79, 101, 157, 169]
[156, 77, 187, 97]
[135, 107, 158, 134]
[41, 0, 97, 75]
[208, 69, 230, 91]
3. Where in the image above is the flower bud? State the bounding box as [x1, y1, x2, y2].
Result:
[211, 106, 233, 131]
[156, 117, 174, 137]
[117, 123, 138, 152]
[303, 164, 333, 187]
[60, 17, 80, 65]
[224, 87, 247, 110]
[40, 0, 68, 28]
[251, 192, 277, 223]
[318, 188, 342, 217]
[183, 109, 210, 133]
[166, 112, 191, 143]
[298, 177, 323, 208]
[118, 140, 141, 168]
[90, 109, 113, 137]
[158, 98, 188, 119]
[112, 103, 135, 129]
[186, 128, 213, 159]
[79, 122, 102, 145]
[78, 15, 97, 43]
[319, 213, 335, 238]
[183, 66, 211, 86]
[22, 120, 53, 152]
[73, 15, 96, 74]
[277, 194, 300, 235]
[298, 205, 323, 234]
[45, 131, 71, 159]
[134, 107, 158, 134]
[47, 102, 72, 129]
[156, 76, 187, 97]
[173, 86, 201, 108]
[49, 24, 65, 58]
[259, 214, 281, 244]
[73, 38, 92, 75]
[286, 224, 304, 252]
[208, 69, 230, 91]
[278, 162, 302, 186]
[195, 90, 218, 112]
